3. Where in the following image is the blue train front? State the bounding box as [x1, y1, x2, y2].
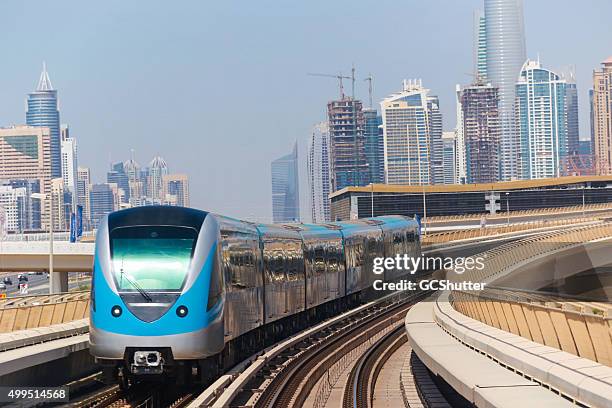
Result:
[89, 206, 421, 386]
[89, 206, 225, 385]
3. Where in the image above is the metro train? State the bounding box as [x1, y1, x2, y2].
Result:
[89, 206, 420, 386]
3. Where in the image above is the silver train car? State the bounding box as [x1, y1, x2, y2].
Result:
[89, 207, 420, 385]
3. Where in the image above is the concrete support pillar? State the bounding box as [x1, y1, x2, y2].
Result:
[50, 271, 68, 293]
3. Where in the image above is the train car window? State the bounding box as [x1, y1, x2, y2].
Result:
[109, 225, 197, 292]
[207, 251, 223, 310]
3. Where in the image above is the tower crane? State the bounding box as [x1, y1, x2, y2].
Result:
[364, 73, 374, 108]
[307, 68, 356, 100]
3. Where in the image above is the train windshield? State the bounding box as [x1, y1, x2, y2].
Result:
[110, 225, 198, 291]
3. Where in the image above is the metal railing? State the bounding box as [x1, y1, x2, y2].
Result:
[1, 230, 96, 242]
[422, 215, 602, 245]
[426, 202, 612, 223]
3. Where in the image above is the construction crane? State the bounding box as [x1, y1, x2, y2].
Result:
[364, 73, 374, 108]
[308, 67, 356, 100]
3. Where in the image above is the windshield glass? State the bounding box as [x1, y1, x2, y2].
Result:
[110, 225, 197, 291]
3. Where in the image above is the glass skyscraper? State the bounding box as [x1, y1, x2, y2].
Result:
[474, 9, 487, 80]
[363, 109, 384, 184]
[307, 122, 331, 223]
[271, 143, 300, 223]
[381, 80, 439, 185]
[516, 59, 568, 179]
[26, 63, 61, 178]
[484, 0, 527, 180]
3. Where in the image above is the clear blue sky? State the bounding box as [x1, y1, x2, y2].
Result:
[1, 1, 610, 222]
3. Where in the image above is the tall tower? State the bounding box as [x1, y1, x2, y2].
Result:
[60, 125, 78, 198]
[148, 156, 168, 201]
[454, 84, 466, 183]
[593, 57, 612, 175]
[76, 167, 91, 230]
[427, 95, 444, 184]
[515, 59, 568, 179]
[271, 143, 300, 223]
[363, 109, 384, 184]
[307, 122, 332, 223]
[484, 0, 527, 180]
[26, 62, 61, 178]
[380, 80, 441, 185]
[327, 99, 370, 191]
[474, 9, 487, 80]
[460, 81, 501, 184]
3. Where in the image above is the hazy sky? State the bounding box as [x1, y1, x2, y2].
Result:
[1, 1, 610, 222]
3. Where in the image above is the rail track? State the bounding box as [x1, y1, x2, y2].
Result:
[198, 287, 442, 408]
[59, 378, 199, 408]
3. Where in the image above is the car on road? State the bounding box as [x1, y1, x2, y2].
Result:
[3, 277, 12, 285]
[0, 282, 6, 290]
[17, 274, 28, 282]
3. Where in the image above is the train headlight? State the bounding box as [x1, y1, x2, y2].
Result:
[111, 305, 122, 317]
[176, 305, 188, 318]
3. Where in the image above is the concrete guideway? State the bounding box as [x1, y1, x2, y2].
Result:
[411, 222, 612, 407]
[435, 292, 612, 407]
[405, 299, 579, 407]
[0, 319, 91, 385]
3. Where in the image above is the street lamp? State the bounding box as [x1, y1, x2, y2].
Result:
[505, 192, 510, 226]
[582, 183, 586, 217]
[31, 192, 58, 294]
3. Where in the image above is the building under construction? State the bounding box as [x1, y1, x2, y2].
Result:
[327, 98, 370, 191]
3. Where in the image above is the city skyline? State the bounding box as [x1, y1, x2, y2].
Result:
[1, 1, 611, 222]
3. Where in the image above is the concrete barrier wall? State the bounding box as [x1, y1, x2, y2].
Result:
[452, 291, 612, 366]
[0, 298, 90, 333]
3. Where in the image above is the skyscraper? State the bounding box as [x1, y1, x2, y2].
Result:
[76, 167, 91, 229]
[441, 131, 457, 184]
[515, 59, 568, 179]
[460, 80, 500, 184]
[484, 0, 527, 180]
[474, 9, 487, 80]
[0, 125, 52, 227]
[162, 174, 190, 207]
[271, 143, 300, 223]
[381, 80, 440, 185]
[107, 162, 130, 204]
[427, 95, 444, 184]
[26, 63, 61, 178]
[147, 156, 168, 201]
[454, 85, 466, 183]
[89, 183, 117, 229]
[327, 99, 370, 191]
[0, 184, 28, 233]
[363, 109, 384, 184]
[592, 57, 612, 175]
[307, 122, 331, 223]
[124, 156, 145, 206]
[60, 126, 78, 198]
